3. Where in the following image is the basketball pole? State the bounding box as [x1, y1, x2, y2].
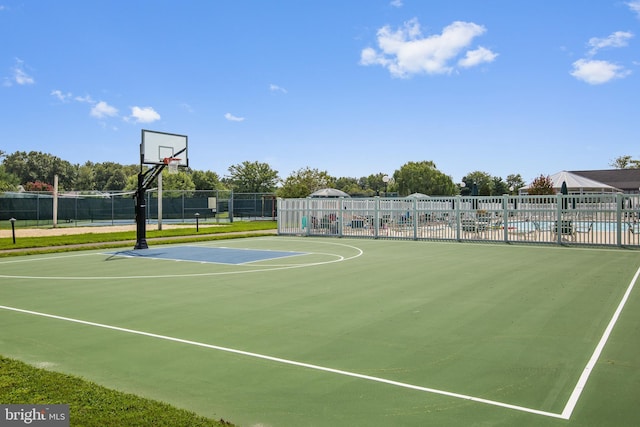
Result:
[134, 163, 166, 249]
[134, 146, 186, 250]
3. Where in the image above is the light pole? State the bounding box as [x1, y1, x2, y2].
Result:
[382, 175, 389, 197]
[9, 218, 16, 244]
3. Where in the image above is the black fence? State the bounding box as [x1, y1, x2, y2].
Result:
[0, 191, 276, 226]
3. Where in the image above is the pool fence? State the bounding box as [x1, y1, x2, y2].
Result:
[277, 193, 640, 247]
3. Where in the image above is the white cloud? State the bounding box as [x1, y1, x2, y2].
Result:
[458, 46, 498, 68]
[90, 101, 118, 119]
[587, 31, 633, 56]
[74, 94, 94, 103]
[224, 112, 245, 122]
[130, 106, 160, 123]
[570, 59, 631, 84]
[360, 18, 496, 78]
[390, 0, 403, 7]
[269, 83, 288, 93]
[179, 102, 194, 113]
[8, 58, 35, 86]
[628, 1, 640, 19]
[50, 89, 72, 102]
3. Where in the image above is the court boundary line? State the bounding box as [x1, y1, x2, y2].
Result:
[0, 239, 364, 280]
[105, 246, 309, 266]
[560, 265, 640, 419]
[0, 304, 563, 419]
[1, 243, 638, 420]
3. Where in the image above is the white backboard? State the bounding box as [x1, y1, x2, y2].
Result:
[140, 130, 188, 166]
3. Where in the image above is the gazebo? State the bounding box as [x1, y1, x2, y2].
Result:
[309, 188, 351, 198]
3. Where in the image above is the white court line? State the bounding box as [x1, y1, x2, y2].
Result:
[0, 239, 363, 280]
[2, 248, 638, 420]
[0, 304, 563, 419]
[560, 265, 640, 419]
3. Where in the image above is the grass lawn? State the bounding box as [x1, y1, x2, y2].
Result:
[0, 356, 235, 426]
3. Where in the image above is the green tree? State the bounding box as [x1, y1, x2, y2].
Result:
[491, 177, 509, 195]
[74, 162, 96, 191]
[104, 168, 128, 191]
[0, 163, 20, 191]
[3, 151, 76, 190]
[277, 167, 335, 198]
[461, 171, 493, 196]
[94, 162, 125, 191]
[506, 174, 525, 194]
[335, 177, 371, 197]
[161, 170, 196, 192]
[190, 170, 224, 191]
[227, 161, 279, 193]
[527, 174, 555, 195]
[610, 155, 640, 169]
[393, 161, 457, 196]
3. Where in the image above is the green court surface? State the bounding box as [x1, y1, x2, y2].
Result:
[1, 237, 639, 426]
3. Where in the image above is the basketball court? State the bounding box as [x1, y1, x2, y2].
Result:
[1, 236, 639, 426]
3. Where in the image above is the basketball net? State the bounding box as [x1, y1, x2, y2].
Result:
[164, 157, 181, 174]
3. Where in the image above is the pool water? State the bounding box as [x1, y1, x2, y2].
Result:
[509, 221, 630, 233]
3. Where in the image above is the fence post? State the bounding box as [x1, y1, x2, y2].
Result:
[305, 198, 311, 236]
[339, 197, 344, 238]
[374, 197, 380, 239]
[503, 194, 509, 243]
[616, 192, 623, 247]
[455, 195, 462, 241]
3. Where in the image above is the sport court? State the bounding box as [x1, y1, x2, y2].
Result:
[1, 237, 639, 426]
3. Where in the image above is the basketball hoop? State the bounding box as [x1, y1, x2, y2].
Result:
[163, 157, 181, 174]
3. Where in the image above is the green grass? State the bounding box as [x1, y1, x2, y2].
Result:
[0, 221, 277, 255]
[0, 356, 235, 427]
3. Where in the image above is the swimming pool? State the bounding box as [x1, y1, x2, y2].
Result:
[509, 220, 630, 233]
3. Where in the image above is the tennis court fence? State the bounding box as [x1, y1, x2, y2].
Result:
[277, 193, 640, 247]
[0, 190, 276, 226]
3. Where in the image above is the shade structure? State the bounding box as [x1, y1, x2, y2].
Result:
[309, 188, 350, 198]
[406, 192, 430, 199]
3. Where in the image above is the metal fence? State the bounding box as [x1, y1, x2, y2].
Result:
[0, 190, 276, 226]
[277, 194, 640, 248]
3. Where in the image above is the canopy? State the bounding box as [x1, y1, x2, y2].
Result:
[405, 192, 430, 199]
[309, 188, 350, 198]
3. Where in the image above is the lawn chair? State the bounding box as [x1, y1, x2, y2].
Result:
[553, 220, 575, 242]
[574, 221, 593, 236]
[510, 220, 538, 240]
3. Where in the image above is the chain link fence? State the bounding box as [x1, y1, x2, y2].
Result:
[0, 190, 276, 227]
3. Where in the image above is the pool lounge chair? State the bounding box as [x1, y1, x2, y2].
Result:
[553, 220, 575, 242]
[574, 221, 593, 235]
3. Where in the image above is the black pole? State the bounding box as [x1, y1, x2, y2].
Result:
[134, 173, 148, 249]
[10, 218, 16, 244]
[195, 213, 200, 232]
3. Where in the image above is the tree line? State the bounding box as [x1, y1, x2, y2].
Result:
[0, 150, 635, 198]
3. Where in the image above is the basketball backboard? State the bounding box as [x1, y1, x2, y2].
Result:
[140, 129, 188, 167]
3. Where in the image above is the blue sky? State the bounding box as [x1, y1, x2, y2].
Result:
[2, 1, 639, 184]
